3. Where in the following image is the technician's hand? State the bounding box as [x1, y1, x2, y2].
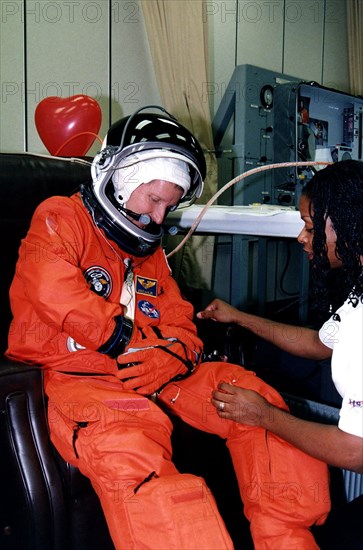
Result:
[212, 382, 270, 427]
[117, 343, 188, 395]
[197, 298, 239, 324]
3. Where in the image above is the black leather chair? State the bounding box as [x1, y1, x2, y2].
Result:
[0, 357, 114, 550]
[0, 153, 114, 549]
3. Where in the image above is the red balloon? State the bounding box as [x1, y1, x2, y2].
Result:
[35, 95, 102, 156]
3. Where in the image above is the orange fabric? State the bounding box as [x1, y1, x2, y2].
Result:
[159, 362, 331, 550]
[45, 372, 233, 549]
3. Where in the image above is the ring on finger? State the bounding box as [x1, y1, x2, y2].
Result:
[219, 401, 225, 411]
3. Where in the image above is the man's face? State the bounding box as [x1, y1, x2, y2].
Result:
[297, 194, 341, 268]
[126, 179, 184, 227]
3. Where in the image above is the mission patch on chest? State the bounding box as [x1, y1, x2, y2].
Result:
[136, 276, 158, 297]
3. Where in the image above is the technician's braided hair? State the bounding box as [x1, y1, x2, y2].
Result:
[302, 159, 363, 315]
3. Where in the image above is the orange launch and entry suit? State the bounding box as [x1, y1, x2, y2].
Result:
[7, 193, 330, 549]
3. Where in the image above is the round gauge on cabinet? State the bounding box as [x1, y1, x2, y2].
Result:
[260, 85, 273, 109]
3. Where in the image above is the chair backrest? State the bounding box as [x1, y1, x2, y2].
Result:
[1, 153, 92, 355]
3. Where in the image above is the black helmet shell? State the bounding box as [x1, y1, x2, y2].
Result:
[105, 112, 206, 204]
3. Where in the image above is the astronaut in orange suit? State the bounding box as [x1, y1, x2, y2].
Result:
[7, 107, 330, 549]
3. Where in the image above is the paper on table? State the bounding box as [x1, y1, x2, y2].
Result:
[224, 205, 295, 216]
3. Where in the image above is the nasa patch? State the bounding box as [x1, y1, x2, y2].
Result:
[138, 300, 160, 319]
[84, 266, 112, 299]
[136, 276, 158, 297]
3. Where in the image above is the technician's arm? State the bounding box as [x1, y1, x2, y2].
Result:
[197, 298, 331, 360]
[213, 384, 363, 473]
[262, 406, 363, 473]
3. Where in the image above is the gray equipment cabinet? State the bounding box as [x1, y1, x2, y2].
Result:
[273, 81, 363, 206]
[212, 65, 304, 313]
[211, 65, 363, 316]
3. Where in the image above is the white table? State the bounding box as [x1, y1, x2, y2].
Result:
[167, 205, 309, 320]
[167, 204, 304, 237]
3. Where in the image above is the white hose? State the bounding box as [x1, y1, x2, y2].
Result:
[166, 160, 331, 258]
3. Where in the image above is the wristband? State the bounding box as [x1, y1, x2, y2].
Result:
[97, 315, 133, 358]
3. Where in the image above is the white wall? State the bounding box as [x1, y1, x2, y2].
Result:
[0, 0, 350, 154]
[207, 0, 350, 115]
[0, 0, 161, 154]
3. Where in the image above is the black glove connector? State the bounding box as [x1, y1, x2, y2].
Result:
[97, 315, 133, 358]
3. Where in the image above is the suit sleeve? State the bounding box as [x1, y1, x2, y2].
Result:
[15, 197, 120, 350]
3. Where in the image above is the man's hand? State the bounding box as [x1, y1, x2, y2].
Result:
[117, 340, 191, 395]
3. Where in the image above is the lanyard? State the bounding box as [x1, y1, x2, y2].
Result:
[120, 258, 135, 320]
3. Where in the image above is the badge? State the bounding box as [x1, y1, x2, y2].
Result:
[84, 266, 112, 299]
[136, 276, 158, 297]
[138, 300, 160, 318]
[66, 336, 86, 352]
